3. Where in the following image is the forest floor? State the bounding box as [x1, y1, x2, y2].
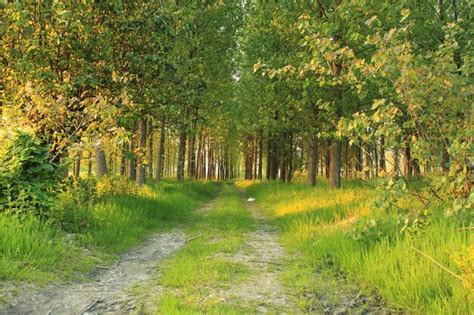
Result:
[0, 184, 387, 314]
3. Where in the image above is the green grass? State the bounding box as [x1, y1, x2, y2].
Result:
[152, 185, 256, 313]
[0, 180, 217, 283]
[244, 178, 473, 314]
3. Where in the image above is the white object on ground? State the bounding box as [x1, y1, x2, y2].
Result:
[247, 198, 255, 202]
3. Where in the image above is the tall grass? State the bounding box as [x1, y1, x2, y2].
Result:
[244, 179, 473, 314]
[0, 180, 217, 282]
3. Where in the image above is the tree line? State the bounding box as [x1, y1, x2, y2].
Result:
[1, 1, 471, 207]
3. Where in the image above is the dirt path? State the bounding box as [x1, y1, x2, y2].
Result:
[217, 196, 296, 313]
[0, 230, 185, 315]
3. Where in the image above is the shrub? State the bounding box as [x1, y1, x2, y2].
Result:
[60, 178, 98, 232]
[0, 132, 63, 220]
[96, 175, 138, 196]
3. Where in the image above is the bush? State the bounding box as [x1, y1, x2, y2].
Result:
[96, 175, 138, 196]
[0, 132, 63, 220]
[60, 178, 98, 232]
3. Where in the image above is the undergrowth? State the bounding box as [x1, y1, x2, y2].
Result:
[0, 180, 217, 283]
[243, 178, 473, 314]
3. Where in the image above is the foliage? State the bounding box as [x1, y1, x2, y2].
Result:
[96, 176, 138, 196]
[451, 245, 474, 289]
[0, 133, 63, 220]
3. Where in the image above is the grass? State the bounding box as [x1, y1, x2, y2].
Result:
[151, 184, 256, 313]
[243, 178, 473, 314]
[0, 180, 217, 283]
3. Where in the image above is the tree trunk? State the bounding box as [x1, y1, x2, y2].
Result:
[441, 138, 450, 173]
[287, 132, 294, 182]
[356, 143, 363, 173]
[379, 136, 386, 172]
[329, 140, 341, 189]
[404, 142, 412, 177]
[88, 151, 93, 177]
[253, 137, 258, 179]
[189, 132, 196, 179]
[258, 137, 263, 179]
[148, 119, 154, 178]
[266, 138, 272, 180]
[128, 121, 136, 180]
[95, 143, 108, 177]
[120, 149, 126, 176]
[325, 141, 331, 179]
[155, 119, 166, 180]
[373, 142, 379, 177]
[309, 136, 318, 187]
[74, 151, 81, 178]
[177, 128, 187, 181]
[393, 146, 400, 176]
[136, 117, 147, 186]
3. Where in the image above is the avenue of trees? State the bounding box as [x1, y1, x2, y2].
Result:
[1, 0, 472, 213]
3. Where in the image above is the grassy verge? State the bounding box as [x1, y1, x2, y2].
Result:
[151, 185, 256, 314]
[0, 180, 217, 283]
[242, 179, 473, 314]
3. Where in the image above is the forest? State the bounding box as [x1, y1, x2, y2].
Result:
[0, 0, 472, 314]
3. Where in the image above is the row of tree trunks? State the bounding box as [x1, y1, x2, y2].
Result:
[76, 130, 442, 185]
[264, 132, 294, 182]
[244, 135, 263, 180]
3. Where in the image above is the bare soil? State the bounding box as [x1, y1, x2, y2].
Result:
[0, 230, 185, 315]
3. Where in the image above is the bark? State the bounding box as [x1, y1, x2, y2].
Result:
[120, 149, 126, 176]
[320, 148, 324, 176]
[393, 146, 400, 176]
[329, 140, 342, 189]
[356, 143, 363, 172]
[148, 119, 154, 178]
[189, 132, 196, 179]
[136, 117, 147, 186]
[257, 137, 263, 179]
[88, 151, 93, 177]
[364, 146, 371, 179]
[373, 142, 379, 176]
[196, 133, 202, 179]
[287, 133, 294, 182]
[128, 121, 136, 180]
[379, 136, 386, 172]
[413, 159, 421, 177]
[177, 129, 187, 181]
[266, 138, 271, 180]
[253, 138, 258, 179]
[267, 137, 278, 180]
[344, 141, 349, 179]
[74, 151, 81, 178]
[155, 119, 166, 181]
[325, 141, 331, 179]
[95, 143, 108, 177]
[404, 141, 413, 177]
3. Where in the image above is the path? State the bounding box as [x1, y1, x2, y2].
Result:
[216, 196, 294, 313]
[0, 230, 184, 315]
